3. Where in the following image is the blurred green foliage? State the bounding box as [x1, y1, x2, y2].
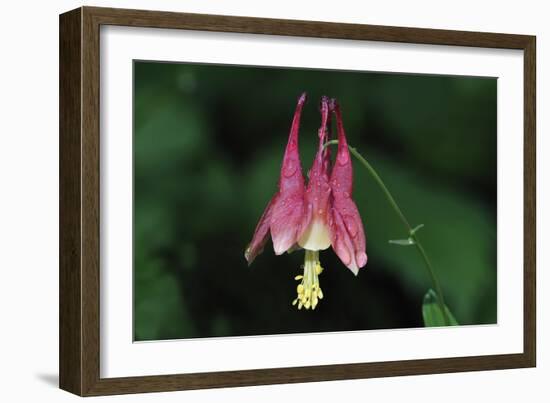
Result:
[133, 61, 496, 341]
[422, 289, 459, 327]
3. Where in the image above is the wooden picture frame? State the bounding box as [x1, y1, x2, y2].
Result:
[59, 6, 536, 396]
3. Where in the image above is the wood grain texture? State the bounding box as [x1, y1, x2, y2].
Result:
[59, 8, 83, 396]
[81, 6, 102, 396]
[59, 5, 537, 396]
[523, 38, 536, 366]
[86, 6, 532, 49]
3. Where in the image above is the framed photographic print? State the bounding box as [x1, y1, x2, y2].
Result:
[59, 6, 536, 396]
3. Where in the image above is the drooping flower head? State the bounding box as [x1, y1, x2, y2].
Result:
[245, 93, 367, 310]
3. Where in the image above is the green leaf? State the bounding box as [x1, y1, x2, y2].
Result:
[410, 223, 425, 235]
[389, 238, 415, 246]
[422, 289, 459, 327]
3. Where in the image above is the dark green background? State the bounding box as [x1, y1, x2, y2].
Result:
[133, 61, 497, 341]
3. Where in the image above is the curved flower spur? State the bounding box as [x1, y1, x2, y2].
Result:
[245, 93, 367, 310]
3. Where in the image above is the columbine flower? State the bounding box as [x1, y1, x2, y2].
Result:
[245, 93, 367, 310]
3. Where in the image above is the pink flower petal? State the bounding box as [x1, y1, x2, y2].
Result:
[329, 99, 367, 273]
[244, 195, 277, 264]
[278, 93, 306, 194]
[330, 199, 367, 274]
[245, 93, 308, 262]
[271, 192, 306, 254]
[298, 97, 332, 249]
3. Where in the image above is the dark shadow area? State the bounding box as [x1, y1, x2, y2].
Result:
[35, 373, 58, 388]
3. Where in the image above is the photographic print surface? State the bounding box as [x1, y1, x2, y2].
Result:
[133, 61, 497, 341]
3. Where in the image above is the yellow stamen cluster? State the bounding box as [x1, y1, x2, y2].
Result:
[292, 250, 324, 310]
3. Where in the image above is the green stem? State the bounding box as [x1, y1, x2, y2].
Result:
[324, 139, 450, 325]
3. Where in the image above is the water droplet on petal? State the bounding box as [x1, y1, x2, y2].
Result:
[343, 191, 350, 198]
[338, 151, 349, 165]
[345, 217, 357, 237]
[283, 160, 297, 177]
